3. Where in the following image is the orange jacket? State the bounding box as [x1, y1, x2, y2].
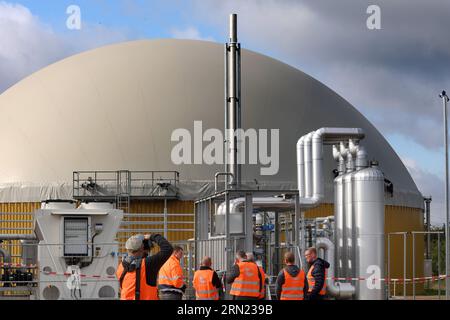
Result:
[281, 268, 305, 300]
[258, 266, 266, 299]
[307, 264, 327, 295]
[230, 261, 261, 298]
[193, 269, 219, 300]
[158, 255, 185, 293]
[116, 258, 158, 300]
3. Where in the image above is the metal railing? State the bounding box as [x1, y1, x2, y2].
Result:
[73, 170, 180, 200]
[387, 231, 446, 300]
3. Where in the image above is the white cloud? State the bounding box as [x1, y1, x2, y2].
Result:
[0, 1, 130, 93]
[170, 26, 214, 42]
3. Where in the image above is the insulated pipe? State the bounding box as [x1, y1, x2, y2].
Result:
[304, 132, 314, 198]
[297, 137, 306, 198]
[316, 237, 355, 299]
[216, 197, 295, 215]
[0, 234, 37, 241]
[296, 128, 365, 208]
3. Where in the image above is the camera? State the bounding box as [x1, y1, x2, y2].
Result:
[143, 238, 154, 251]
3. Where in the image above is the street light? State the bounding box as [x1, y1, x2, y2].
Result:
[440, 90, 450, 300]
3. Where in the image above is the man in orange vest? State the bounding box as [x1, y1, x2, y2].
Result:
[226, 251, 263, 300]
[116, 233, 173, 300]
[246, 252, 267, 300]
[193, 256, 222, 300]
[305, 247, 329, 300]
[275, 251, 306, 300]
[158, 245, 186, 300]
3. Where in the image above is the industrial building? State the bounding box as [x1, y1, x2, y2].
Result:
[0, 15, 429, 300]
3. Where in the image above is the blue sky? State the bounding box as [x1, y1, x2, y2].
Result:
[1, 0, 449, 224]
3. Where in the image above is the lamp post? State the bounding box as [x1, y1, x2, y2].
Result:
[440, 90, 450, 300]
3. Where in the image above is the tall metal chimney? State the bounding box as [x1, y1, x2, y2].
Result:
[225, 13, 241, 188]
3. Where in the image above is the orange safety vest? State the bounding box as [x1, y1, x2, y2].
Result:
[258, 266, 266, 299]
[158, 255, 184, 290]
[280, 268, 305, 300]
[230, 261, 261, 298]
[116, 258, 158, 300]
[193, 269, 219, 300]
[307, 263, 327, 295]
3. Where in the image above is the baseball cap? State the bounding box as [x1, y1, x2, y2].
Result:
[125, 234, 144, 251]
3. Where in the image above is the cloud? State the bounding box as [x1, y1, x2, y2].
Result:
[170, 26, 215, 42]
[190, 0, 450, 150]
[402, 156, 445, 225]
[0, 1, 130, 93]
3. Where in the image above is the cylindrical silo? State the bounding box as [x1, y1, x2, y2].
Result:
[353, 161, 385, 300]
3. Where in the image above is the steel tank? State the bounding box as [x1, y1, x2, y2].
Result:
[343, 156, 356, 280]
[353, 161, 385, 300]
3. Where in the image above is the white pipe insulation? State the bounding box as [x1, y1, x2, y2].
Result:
[296, 127, 365, 208]
[316, 237, 355, 299]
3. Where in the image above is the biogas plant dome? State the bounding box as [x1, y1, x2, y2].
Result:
[0, 39, 422, 210]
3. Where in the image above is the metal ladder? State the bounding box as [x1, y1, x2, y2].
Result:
[116, 170, 131, 213]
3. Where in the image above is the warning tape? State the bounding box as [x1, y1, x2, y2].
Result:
[0, 262, 37, 268]
[2, 261, 448, 284]
[330, 275, 450, 283]
[44, 271, 117, 280]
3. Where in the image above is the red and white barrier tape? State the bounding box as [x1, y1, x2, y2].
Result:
[330, 275, 450, 283]
[0, 262, 37, 268]
[43, 271, 117, 280]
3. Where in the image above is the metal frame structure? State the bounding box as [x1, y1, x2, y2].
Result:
[194, 188, 305, 298]
[387, 230, 445, 300]
[73, 170, 180, 208]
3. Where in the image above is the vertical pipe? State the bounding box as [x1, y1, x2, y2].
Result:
[224, 44, 229, 186]
[403, 233, 406, 299]
[244, 193, 253, 253]
[226, 14, 241, 188]
[387, 234, 391, 300]
[413, 233, 415, 300]
[274, 213, 279, 275]
[440, 90, 450, 300]
[163, 199, 168, 238]
[424, 197, 432, 259]
[225, 192, 231, 300]
[438, 231, 441, 299]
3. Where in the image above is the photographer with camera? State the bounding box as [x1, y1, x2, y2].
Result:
[116, 234, 173, 300]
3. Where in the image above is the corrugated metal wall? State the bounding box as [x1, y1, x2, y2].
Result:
[0, 203, 38, 265]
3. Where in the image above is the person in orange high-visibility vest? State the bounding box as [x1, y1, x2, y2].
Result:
[305, 247, 329, 300]
[158, 246, 186, 300]
[226, 251, 263, 300]
[116, 234, 173, 300]
[193, 256, 222, 300]
[276, 251, 306, 300]
[246, 252, 267, 300]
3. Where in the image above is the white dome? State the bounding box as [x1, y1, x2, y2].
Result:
[0, 39, 422, 207]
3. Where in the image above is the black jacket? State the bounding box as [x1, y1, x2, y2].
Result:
[226, 260, 263, 297]
[275, 264, 306, 300]
[198, 266, 222, 288]
[305, 258, 330, 300]
[143, 234, 173, 286]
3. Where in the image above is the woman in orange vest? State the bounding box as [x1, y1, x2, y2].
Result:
[275, 251, 306, 300]
[116, 234, 173, 300]
[227, 251, 263, 300]
[158, 246, 186, 300]
[305, 247, 329, 300]
[193, 256, 222, 300]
